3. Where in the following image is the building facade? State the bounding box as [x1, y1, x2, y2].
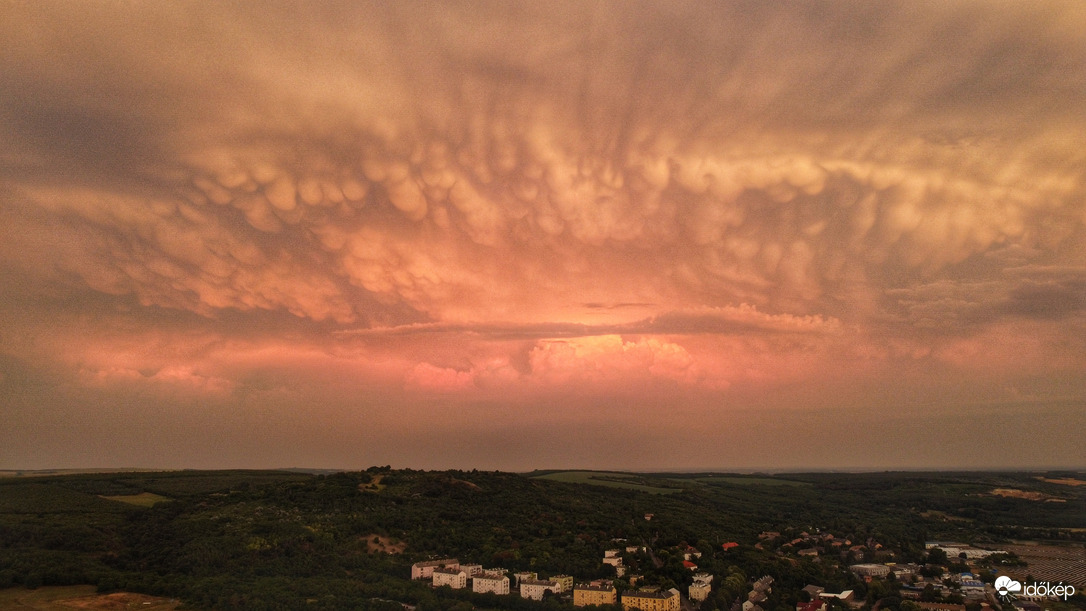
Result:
[551, 575, 574, 593]
[473, 573, 510, 595]
[574, 585, 618, 607]
[432, 567, 467, 589]
[521, 579, 561, 601]
[412, 559, 460, 580]
[689, 582, 711, 602]
[621, 588, 680, 611]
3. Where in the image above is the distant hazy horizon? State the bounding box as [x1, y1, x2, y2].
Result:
[2, 2, 1084, 472]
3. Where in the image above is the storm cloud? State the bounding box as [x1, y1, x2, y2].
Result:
[1, 1, 1084, 470]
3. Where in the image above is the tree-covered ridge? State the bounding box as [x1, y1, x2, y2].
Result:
[1, 469, 1083, 610]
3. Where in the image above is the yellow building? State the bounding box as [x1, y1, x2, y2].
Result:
[552, 575, 574, 593]
[622, 588, 680, 611]
[574, 585, 618, 607]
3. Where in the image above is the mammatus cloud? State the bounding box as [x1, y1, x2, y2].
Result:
[0, 2, 1084, 469]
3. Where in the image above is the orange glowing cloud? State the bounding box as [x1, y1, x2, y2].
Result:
[0, 1, 1084, 470]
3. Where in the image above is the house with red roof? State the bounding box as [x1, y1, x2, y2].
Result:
[796, 601, 826, 611]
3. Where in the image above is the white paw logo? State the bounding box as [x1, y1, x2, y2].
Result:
[995, 576, 1022, 596]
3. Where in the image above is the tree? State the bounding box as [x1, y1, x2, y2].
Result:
[926, 549, 948, 565]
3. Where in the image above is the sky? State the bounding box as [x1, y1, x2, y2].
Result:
[1, 2, 1084, 472]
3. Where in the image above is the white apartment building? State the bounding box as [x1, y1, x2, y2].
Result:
[432, 567, 467, 589]
[412, 559, 459, 580]
[473, 572, 510, 595]
[521, 579, 561, 601]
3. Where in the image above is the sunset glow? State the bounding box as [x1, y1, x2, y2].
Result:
[1, 2, 1084, 470]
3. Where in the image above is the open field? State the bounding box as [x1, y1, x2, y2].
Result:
[0, 586, 178, 611]
[530, 471, 681, 494]
[1038, 477, 1086, 487]
[98, 493, 170, 507]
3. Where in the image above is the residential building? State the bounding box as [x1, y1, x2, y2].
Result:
[574, 585, 618, 607]
[689, 582, 711, 602]
[819, 591, 856, 605]
[513, 571, 538, 587]
[473, 572, 510, 595]
[412, 559, 459, 580]
[802, 585, 824, 600]
[460, 564, 483, 577]
[551, 575, 574, 593]
[521, 579, 561, 601]
[796, 602, 826, 611]
[432, 568, 467, 589]
[622, 588, 680, 611]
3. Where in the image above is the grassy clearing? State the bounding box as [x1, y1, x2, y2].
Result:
[100, 492, 170, 507]
[358, 474, 386, 493]
[531, 471, 681, 494]
[363, 533, 406, 554]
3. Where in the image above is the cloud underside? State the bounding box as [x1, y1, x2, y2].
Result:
[0, 2, 1085, 468]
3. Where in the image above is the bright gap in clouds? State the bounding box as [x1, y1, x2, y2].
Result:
[0, 2, 1084, 470]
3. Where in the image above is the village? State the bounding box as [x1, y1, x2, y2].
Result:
[409, 533, 1054, 611]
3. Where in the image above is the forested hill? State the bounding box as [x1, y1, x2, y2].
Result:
[0, 468, 1083, 610]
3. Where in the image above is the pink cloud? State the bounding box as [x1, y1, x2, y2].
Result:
[527, 335, 704, 388]
[405, 362, 477, 392]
